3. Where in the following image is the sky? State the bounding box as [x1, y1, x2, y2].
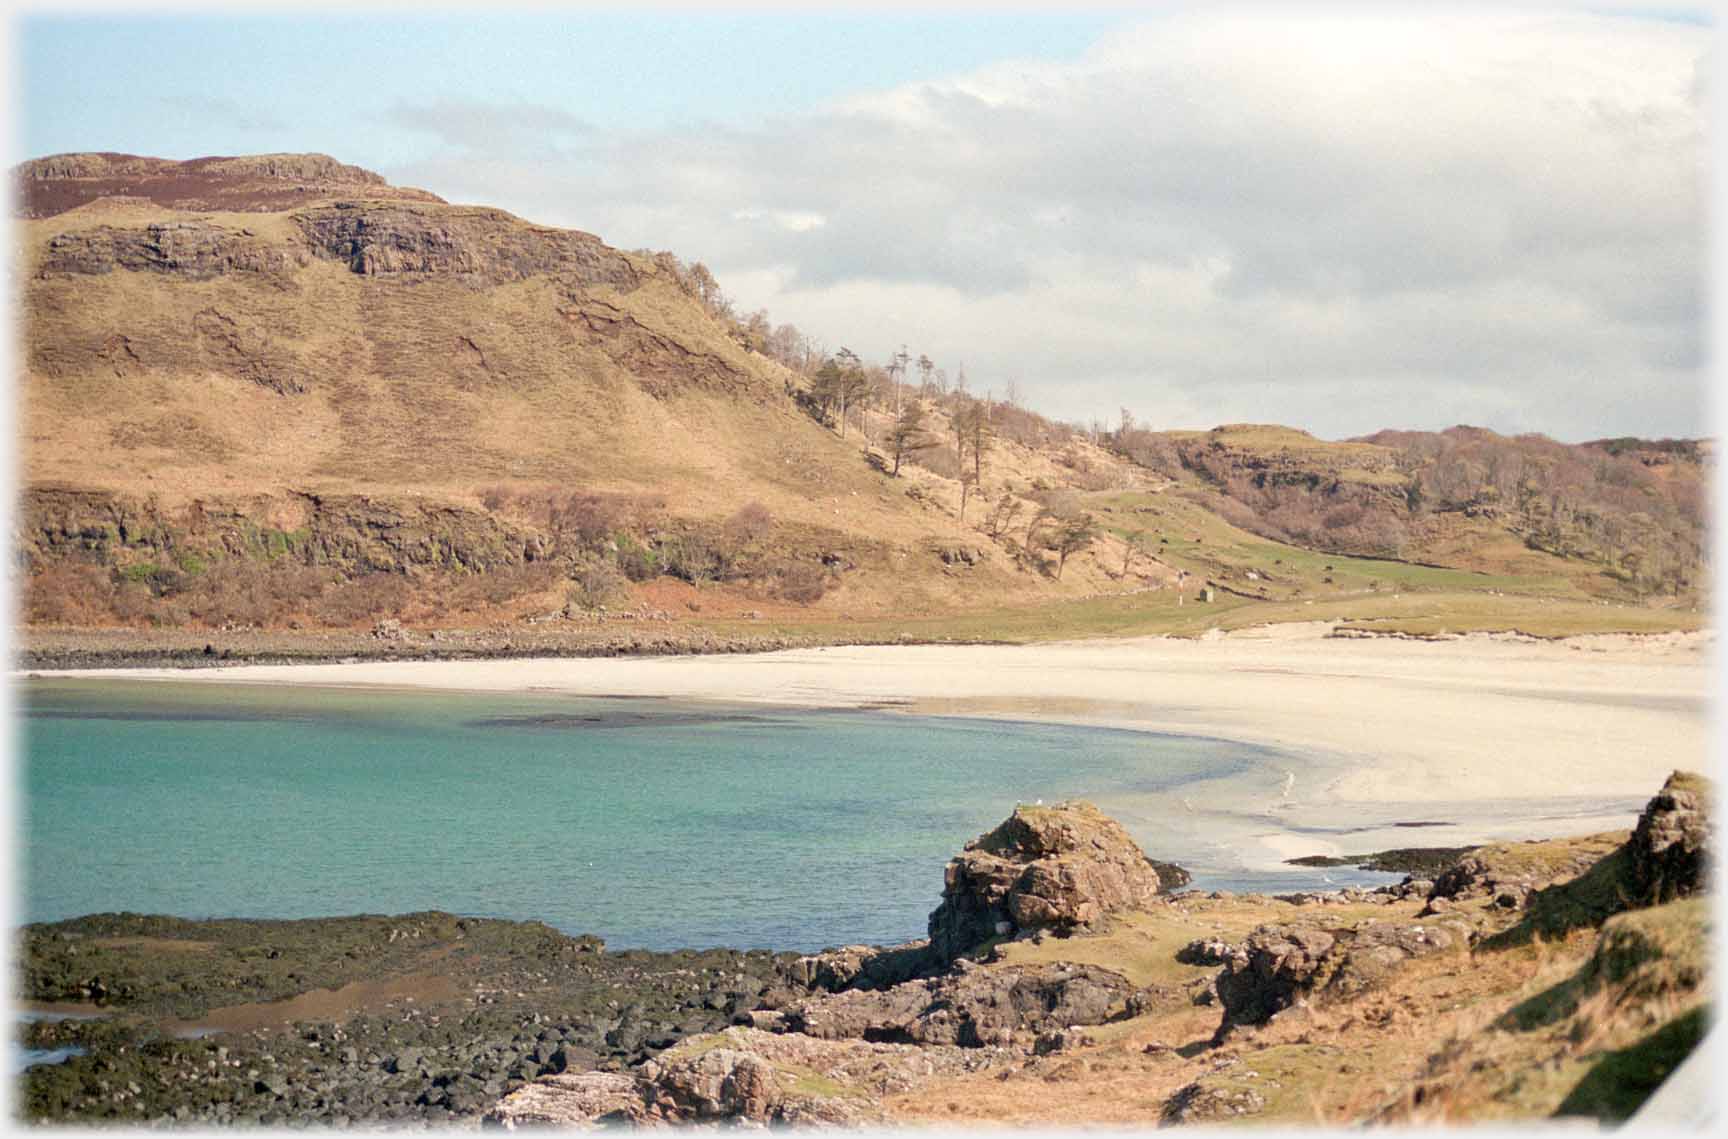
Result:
[12, 3, 1712, 442]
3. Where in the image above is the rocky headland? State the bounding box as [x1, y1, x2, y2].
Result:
[16, 777, 1711, 1128]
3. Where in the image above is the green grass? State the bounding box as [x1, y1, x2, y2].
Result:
[697, 586, 1700, 647]
[1085, 489, 1582, 599]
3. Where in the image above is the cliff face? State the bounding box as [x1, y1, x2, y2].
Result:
[16, 151, 441, 217]
[18, 152, 1119, 630]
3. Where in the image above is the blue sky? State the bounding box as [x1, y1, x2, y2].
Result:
[10, 6, 1711, 440]
[19, 12, 1127, 166]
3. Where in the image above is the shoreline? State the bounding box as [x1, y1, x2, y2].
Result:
[24, 625, 1710, 876]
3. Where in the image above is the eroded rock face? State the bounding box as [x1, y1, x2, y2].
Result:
[294, 204, 641, 291]
[1629, 770, 1711, 904]
[16, 152, 443, 218]
[928, 801, 1170, 962]
[790, 941, 935, 993]
[1213, 920, 1458, 1037]
[39, 222, 308, 281]
[770, 962, 1145, 1049]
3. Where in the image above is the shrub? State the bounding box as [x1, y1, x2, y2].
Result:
[659, 532, 725, 584]
[772, 562, 829, 604]
[614, 534, 659, 582]
[312, 573, 412, 627]
[22, 563, 113, 624]
[724, 502, 774, 548]
[568, 561, 628, 610]
[445, 563, 559, 611]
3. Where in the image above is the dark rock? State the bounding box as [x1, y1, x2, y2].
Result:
[1161, 1079, 1267, 1124]
[293, 203, 641, 291]
[1213, 925, 1336, 1032]
[777, 962, 1144, 1048]
[1176, 938, 1234, 966]
[1629, 770, 1710, 904]
[1213, 920, 1458, 1037]
[790, 940, 936, 993]
[39, 221, 309, 281]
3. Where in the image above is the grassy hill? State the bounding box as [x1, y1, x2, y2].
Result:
[11, 153, 1708, 647]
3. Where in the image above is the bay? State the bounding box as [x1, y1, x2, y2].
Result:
[20, 678, 1314, 952]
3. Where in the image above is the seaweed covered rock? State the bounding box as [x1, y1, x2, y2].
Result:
[927, 801, 1171, 963]
[1628, 770, 1711, 904]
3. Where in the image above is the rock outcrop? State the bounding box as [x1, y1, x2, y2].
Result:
[1213, 919, 1460, 1037]
[789, 940, 935, 993]
[15, 152, 442, 218]
[39, 222, 308, 281]
[927, 800, 1170, 963]
[1628, 770, 1710, 904]
[768, 961, 1145, 1048]
[1421, 831, 1625, 915]
[294, 204, 642, 290]
[485, 1027, 1013, 1128]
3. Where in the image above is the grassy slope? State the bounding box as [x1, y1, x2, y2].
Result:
[875, 832, 1708, 1126]
[17, 196, 1706, 641]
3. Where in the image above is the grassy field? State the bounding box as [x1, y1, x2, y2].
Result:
[696, 587, 1703, 644]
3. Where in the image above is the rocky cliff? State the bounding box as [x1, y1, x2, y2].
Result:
[18, 152, 1157, 634]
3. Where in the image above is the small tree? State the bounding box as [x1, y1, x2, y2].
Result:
[810, 353, 872, 434]
[1052, 513, 1101, 580]
[1121, 527, 1148, 576]
[985, 489, 1025, 539]
[963, 400, 994, 488]
[888, 401, 937, 476]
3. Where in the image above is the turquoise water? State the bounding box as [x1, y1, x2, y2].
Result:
[20, 679, 1281, 952]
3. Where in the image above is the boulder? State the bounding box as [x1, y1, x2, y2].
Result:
[1161, 1078, 1267, 1124]
[1213, 920, 1458, 1037]
[776, 962, 1145, 1048]
[927, 801, 1172, 962]
[789, 940, 935, 993]
[492, 1028, 1014, 1128]
[484, 1071, 637, 1129]
[1628, 770, 1710, 904]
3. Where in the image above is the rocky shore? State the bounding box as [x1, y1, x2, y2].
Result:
[16, 776, 1711, 1128]
[17, 624, 998, 672]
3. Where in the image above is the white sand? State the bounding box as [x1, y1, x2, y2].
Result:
[33, 624, 1713, 877]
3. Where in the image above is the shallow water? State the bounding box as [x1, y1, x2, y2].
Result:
[11, 1046, 87, 1074]
[20, 679, 1379, 951]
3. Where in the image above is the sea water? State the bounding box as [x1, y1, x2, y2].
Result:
[18, 679, 1356, 952]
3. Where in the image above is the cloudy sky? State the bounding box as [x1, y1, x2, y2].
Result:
[18, 4, 1710, 442]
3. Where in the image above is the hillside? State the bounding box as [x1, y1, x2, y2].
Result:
[11, 153, 1708, 649]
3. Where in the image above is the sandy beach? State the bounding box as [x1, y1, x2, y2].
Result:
[34, 623, 1712, 877]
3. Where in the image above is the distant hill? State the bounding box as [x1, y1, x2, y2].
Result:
[11, 153, 1708, 640]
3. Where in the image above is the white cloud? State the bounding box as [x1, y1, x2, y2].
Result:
[387, 7, 1706, 441]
